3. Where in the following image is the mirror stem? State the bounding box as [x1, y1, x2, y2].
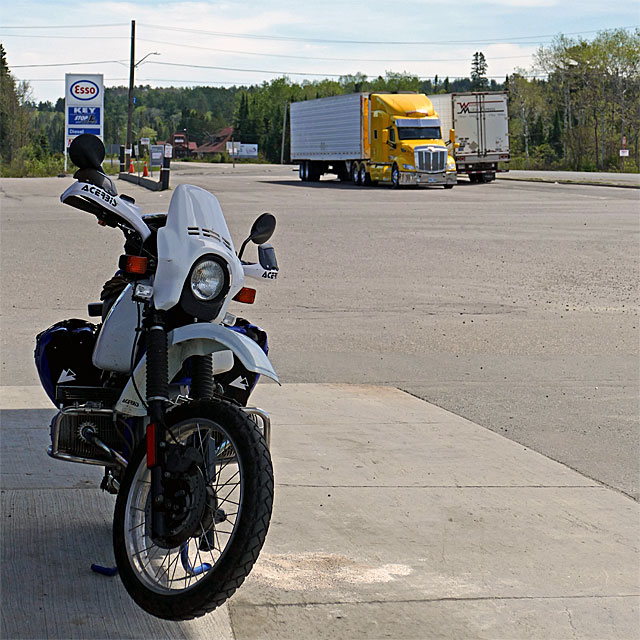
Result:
[237, 237, 250, 261]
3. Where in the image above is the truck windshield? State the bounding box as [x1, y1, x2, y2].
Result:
[397, 127, 442, 141]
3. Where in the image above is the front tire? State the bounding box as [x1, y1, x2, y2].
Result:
[113, 399, 273, 620]
[391, 163, 400, 188]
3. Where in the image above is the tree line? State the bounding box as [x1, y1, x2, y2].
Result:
[1, 28, 638, 176]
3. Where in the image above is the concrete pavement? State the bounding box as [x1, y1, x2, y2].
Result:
[496, 169, 640, 189]
[1, 383, 638, 639]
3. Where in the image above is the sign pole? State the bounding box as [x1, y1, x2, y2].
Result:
[125, 20, 136, 167]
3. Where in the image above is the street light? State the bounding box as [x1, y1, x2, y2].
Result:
[135, 52, 160, 69]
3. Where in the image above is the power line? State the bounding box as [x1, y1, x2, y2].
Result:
[12, 57, 535, 79]
[1, 23, 128, 29]
[146, 60, 345, 77]
[17, 75, 546, 86]
[12, 60, 127, 68]
[139, 22, 638, 46]
[135, 36, 536, 63]
[0, 33, 128, 40]
[14, 78, 130, 82]
[144, 60, 546, 80]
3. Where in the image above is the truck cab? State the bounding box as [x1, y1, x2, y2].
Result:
[365, 93, 456, 188]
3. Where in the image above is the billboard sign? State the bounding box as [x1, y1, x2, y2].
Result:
[150, 145, 164, 167]
[65, 73, 104, 171]
[226, 142, 258, 158]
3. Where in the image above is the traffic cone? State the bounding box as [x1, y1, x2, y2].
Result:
[143, 161, 149, 177]
[128, 158, 134, 173]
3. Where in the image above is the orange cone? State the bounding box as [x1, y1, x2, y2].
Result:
[128, 158, 134, 173]
[143, 161, 149, 177]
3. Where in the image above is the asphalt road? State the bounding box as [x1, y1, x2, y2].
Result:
[1, 166, 638, 500]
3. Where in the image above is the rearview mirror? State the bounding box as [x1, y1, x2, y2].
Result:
[69, 133, 105, 170]
[250, 213, 276, 245]
[238, 213, 276, 260]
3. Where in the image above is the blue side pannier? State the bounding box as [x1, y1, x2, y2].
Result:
[34, 319, 101, 407]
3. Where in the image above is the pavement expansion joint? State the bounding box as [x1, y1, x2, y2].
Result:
[277, 483, 605, 489]
[232, 593, 640, 609]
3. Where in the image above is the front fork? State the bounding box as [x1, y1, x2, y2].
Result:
[143, 306, 170, 540]
[142, 306, 218, 540]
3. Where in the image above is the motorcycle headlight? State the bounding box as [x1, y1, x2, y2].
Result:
[190, 258, 226, 301]
[180, 255, 230, 321]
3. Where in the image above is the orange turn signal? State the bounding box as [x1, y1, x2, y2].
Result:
[125, 255, 148, 274]
[233, 287, 256, 304]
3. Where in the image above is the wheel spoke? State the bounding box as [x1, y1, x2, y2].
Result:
[118, 410, 270, 598]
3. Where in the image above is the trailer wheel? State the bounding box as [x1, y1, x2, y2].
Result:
[308, 161, 321, 182]
[351, 162, 361, 185]
[391, 164, 400, 189]
[481, 173, 495, 183]
[298, 162, 307, 181]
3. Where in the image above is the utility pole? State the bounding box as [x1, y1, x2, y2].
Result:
[280, 102, 288, 164]
[126, 20, 135, 167]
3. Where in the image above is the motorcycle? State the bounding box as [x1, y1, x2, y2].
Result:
[34, 134, 279, 620]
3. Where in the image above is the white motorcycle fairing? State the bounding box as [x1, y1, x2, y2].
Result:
[60, 182, 151, 241]
[153, 185, 245, 322]
[115, 322, 279, 416]
[92, 283, 139, 373]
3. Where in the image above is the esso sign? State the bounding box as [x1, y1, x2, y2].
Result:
[70, 80, 100, 101]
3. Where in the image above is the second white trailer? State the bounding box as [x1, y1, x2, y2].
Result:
[428, 91, 510, 183]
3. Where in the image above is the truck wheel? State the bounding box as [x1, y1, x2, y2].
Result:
[359, 163, 371, 186]
[444, 183, 454, 189]
[298, 162, 307, 181]
[481, 173, 495, 183]
[469, 174, 479, 184]
[391, 164, 400, 189]
[351, 162, 360, 185]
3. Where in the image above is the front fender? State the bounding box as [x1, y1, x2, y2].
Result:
[115, 323, 279, 416]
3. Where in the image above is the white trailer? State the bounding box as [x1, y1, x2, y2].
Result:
[289, 93, 365, 181]
[428, 91, 509, 183]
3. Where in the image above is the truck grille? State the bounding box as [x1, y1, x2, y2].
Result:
[415, 147, 447, 173]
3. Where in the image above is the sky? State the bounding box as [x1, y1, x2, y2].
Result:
[1, 0, 639, 104]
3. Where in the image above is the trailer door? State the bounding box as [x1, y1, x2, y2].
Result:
[452, 93, 481, 156]
[479, 93, 509, 154]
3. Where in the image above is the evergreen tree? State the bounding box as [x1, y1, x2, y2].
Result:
[471, 52, 488, 89]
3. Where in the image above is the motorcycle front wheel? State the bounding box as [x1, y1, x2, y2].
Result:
[113, 398, 273, 620]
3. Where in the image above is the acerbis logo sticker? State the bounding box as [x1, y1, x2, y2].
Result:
[81, 184, 117, 207]
[261, 271, 277, 279]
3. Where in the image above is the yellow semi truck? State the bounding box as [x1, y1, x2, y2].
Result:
[290, 92, 457, 188]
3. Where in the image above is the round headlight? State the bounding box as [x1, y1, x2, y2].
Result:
[190, 259, 226, 301]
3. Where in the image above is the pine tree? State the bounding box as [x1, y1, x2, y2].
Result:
[471, 52, 488, 89]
